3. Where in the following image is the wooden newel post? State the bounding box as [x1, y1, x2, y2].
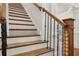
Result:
[63, 18, 74, 56]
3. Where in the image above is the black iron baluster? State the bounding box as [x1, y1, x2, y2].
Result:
[57, 23, 59, 56]
[53, 20, 55, 56]
[1, 19, 7, 56]
[62, 27, 64, 56]
[47, 15, 49, 48]
[50, 17, 52, 50]
[44, 13, 47, 41]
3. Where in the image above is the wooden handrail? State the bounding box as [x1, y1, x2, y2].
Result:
[33, 3, 66, 27]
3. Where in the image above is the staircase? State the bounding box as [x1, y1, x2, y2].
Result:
[0, 3, 74, 56]
[0, 3, 53, 56]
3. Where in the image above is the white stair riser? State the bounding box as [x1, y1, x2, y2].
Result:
[9, 25, 36, 29]
[9, 20, 33, 24]
[9, 11, 26, 13]
[9, 17, 31, 20]
[9, 31, 38, 36]
[9, 14, 28, 18]
[9, 12, 27, 15]
[9, 11, 27, 15]
[0, 36, 41, 45]
[0, 43, 47, 56]
[9, 16, 30, 19]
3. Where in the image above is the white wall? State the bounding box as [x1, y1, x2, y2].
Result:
[52, 3, 73, 19]
[22, 3, 43, 40]
[73, 7, 79, 48]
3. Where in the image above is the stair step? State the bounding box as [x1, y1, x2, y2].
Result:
[9, 3, 22, 6]
[9, 18, 32, 22]
[9, 29, 37, 31]
[0, 40, 47, 50]
[0, 34, 40, 38]
[9, 23, 34, 26]
[9, 8, 26, 12]
[9, 14, 30, 19]
[9, 5, 24, 9]
[14, 47, 53, 56]
[8, 34, 40, 38]
[9, 9, 26, 13]
[9, 12, 28, 16]
[9, 28, 38, 35]
[0, 36, 41, 44]
[9, 14, 29, 18]
[9, 11, 27, 15]
[9, 8, 25, 11]
[9, 31, 38, 36]
[9, 7, 25, 10]
[9, 8, 25, 12]
[9, 6, 24, 10]
[9, 16, 31, 20]
[9, 10, 27, 14]
[9, 20, 33, 25]
[9, 25, 36, 29]
[9, 5, 24, 7]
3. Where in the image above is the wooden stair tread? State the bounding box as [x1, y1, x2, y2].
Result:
[9, 11, 27, 15]
[9, 18, 32, 22]
[9, 3, 23, 6]
[9, 6, 22, 8]
[0, 34, 40, 38]
[9, 14, 30, 19]
[9, 29, 37, 31]
[9, 6, 24, 9]
[9, 23, 34, 26]
[0, 40, 47, 50]
[9, 4, 23, 6]
[9, 9, 25, 12]
[9, 3, 22, 5]
[9, 12, 28, 16]
[14, 47, 53, 56]
[9, 10, 27, 14]
[9, 9, 26, 13]
[9, 7, 25, 10]
[7, 34, 40, 38]
[9, 8, 25, 11]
